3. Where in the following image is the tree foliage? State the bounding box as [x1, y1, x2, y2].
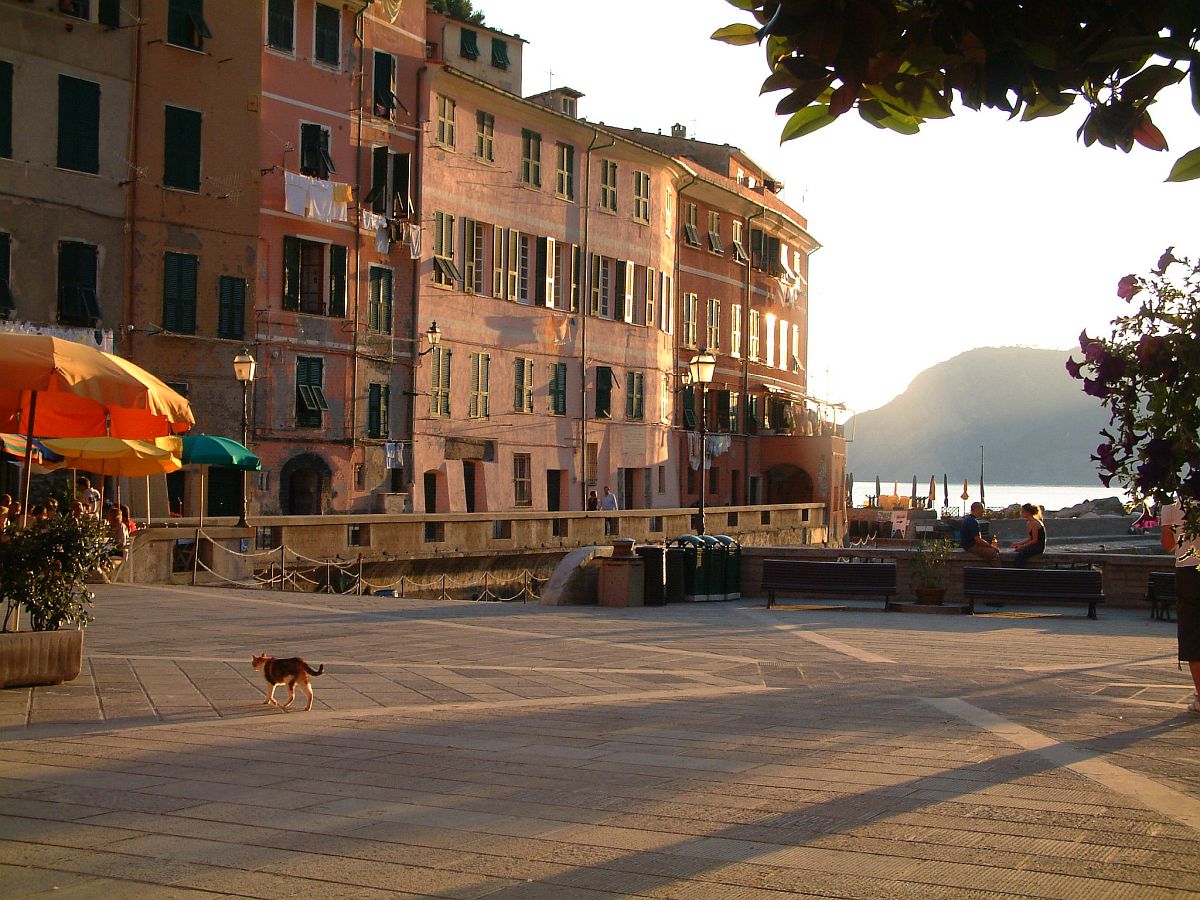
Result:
[1067, 249, 1200, 537]
[713, 0, 1200, 180]
[428, 0, 485, 26]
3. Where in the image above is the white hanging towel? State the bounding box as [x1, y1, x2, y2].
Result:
[307, 179, 334, 222]
[284, 171, 310, 216]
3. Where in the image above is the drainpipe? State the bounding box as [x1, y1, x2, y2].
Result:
[743, 204, 766, 507]
[348, 4, 369, 473]
[672, 171, 695, 504]
[122, 0, 144, 354]
[406, 63, 428, 508]
[578, 129, 615, 508]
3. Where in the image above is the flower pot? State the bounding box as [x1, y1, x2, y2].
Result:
[914, 587, 946, 605]
[0, 629, 84, 689]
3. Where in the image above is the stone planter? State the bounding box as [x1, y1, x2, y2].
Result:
[610, 537, 637, 557]
[914, 587, 946, 605]
[0, 630, 84, 689]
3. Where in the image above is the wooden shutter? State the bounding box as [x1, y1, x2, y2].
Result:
[179, 254, 197, 333]
[58, 76, 100, 174]
[218, 275, 245, 340]
[625, 371, 634, 419]
[328, 244, 346, 317]
[513, 357, 525, 412]
[266, 0, 293, 50]
[622, 261, 634, 323]
[369, 145, 390, 214]
[282, 236, 300, 310]
[537, 237, 554, 307]
[163, 106, 201, 191]
[469, 352, 480, 418]
[162, 253, 179, 331]
[595, 366, 612, 419]
[506, 229, 519, 299]
[492, 226, 504, 297]
[683, 386, 696, 429]
[463, 219, 477, 292]
[0, 61, 11, 159]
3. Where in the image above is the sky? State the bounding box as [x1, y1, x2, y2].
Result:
[479, 0, 1200, 414]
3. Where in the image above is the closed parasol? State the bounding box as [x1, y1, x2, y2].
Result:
[962, 479, 969, 502]
[929, 476, 936, 507]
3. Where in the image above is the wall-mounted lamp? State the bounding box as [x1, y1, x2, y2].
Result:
[418, 321, 442, 356]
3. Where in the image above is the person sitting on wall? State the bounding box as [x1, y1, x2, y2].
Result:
[1011, 503, 1047, 567]
[960, 502, 1000, 566]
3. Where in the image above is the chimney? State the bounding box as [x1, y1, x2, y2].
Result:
[671, 122, 687, 139]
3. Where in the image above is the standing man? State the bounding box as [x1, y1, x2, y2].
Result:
[960, 501, 1000, 565]
[1162, 501, 1200, 714]
[600, 485, 619, 535]
[76, 476, 101, 517]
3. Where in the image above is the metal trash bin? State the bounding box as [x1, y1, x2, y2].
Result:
[712, 534, 741, 600]
[697, 534, 723, 602]
[671, 535, 705, 601]
[636, 544, 667, 606]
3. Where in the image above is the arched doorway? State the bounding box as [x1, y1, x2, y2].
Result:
[279, 453, 332, 515]
[764, 464, 814, 504]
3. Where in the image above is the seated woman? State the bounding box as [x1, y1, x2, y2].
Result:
[1011, 503, 1046, 567]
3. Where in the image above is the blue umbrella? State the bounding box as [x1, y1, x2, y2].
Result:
[181, 435, 261, 470]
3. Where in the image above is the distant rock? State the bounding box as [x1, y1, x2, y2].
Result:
[1050, 497, 1127, 518]
[846, 347, 1111, 485]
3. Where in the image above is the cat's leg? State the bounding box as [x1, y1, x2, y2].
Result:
[302, 681, 315, 711]
[282, 680, 297, 709]
[264, 683, 279, 706]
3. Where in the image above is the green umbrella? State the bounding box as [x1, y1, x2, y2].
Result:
[181, 435, 261, 470]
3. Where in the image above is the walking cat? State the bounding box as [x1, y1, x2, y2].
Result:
[251, 654, 324, 711]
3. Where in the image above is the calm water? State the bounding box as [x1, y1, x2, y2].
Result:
[851, 481, 1133, 514]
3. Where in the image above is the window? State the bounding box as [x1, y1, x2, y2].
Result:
[432, 211, 460, 286]
[435, 94, 455, 147]
[57, 75, 100, 174]
[469, 352, 490, 418]
[513, 453, 531, 507]
[168, 0, 211, 51]
[660, 374, 670, 423]
[513, 357, 533, 412]
[163, 105, 201, 191]
[727, 391, 740, 432]
[313, 3, 340, 66]
[615, 260, 634, 323]
[625, 371, 644, 420]
[266, 0, 294, 51]
[682, 292, 697, 347]
[295, 356, 327, 428]
[537, 236, 557, 307]
[589, 254, 611, 318]
[549, 362, 567, 416]
[595, 366, 614, 419]
[732, 219, 749, 263]
[645, 267, 656, 327]
[555, 142, 574, 199]
[521, 129, 541, 187]
[660, 272, 674, 335]
[585, 443, 598, 486]
[561, 96, 576, 117]
[706, 298, 720, 351]
[0, 60, 11, 160]
[460, 27, 479, 60]
[683, 203, 701, 246]
[368, 266, 392, 333]
[747, 394, 761, 433]
[600, 160, 617, 212]
[792, 323, 802, 372]
[778, 316, 789, 371]
[0, 233, 11, 319]
[476, 110, 494, 161]
[299, 123, 334, 179]
[57, 241, 100, 326]
[430, 346, 451, 416]
[162, 252, 197, 334]
[633, 170, 650, 223]
[664, 189, 672, 237]
[60, 0, 89, 19]
[366, 147, 411, 217]
[372, 51, 396, 118]
[730, 304, 742, 357]
[748, 309, 760, 360]
[367, 383, 389, 438]
[765, 311, 776, 367]
[283, 237, 346, 316]
[463, 219, 486, 294]
[491, 37, 510, 69]
[491, 226, 505, 297]
[681, 385, 696, 430]
[218, 275, 245, 340]
[707, 210, 723, 253]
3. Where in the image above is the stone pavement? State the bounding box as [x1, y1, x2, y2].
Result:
[2, 583, 1199, 898]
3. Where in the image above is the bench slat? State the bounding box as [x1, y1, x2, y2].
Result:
[762, 559, 896, 610]
[962, 566, 1103, 618]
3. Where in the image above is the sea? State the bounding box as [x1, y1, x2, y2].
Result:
[852, 481, 1134, 514]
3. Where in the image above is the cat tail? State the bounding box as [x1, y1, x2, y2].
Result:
[305, 663, 324, 677]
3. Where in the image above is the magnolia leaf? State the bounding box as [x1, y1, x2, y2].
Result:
[760, 70, 797, 95]
[711, 23, 760, 46]
[858, 99, 922, 134]
[866, 74, 952, 119]
[1121, 64, 1186, 102]
[1166, 146, 1200, 182]
[774, 76, 835, 114]
[1020, 93, 1074, 121]
[780, 105, 836, 142]
[1087, 36, 1189, 65]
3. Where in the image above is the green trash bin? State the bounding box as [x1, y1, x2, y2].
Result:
[697, 534, 723, 602]
[671, 535, 705, 601]
[712, 535, 741, 600]
[636, 544, 666, 606]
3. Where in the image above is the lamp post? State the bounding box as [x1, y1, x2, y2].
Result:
[688, 346, 716, 536]
[232, 348, 256, 528]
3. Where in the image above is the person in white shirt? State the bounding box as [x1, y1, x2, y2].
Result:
[599, 486, 619, 511]
[1162, 501, 1200, 713]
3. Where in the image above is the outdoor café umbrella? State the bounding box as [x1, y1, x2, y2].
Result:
[929, 476, 936, 508]
[911, 475, 918, 506]
[962, 479, 970, 503]
[944, 473, 949, 508]
[181, 435, 261, 526]
[40, 437, 182, 479]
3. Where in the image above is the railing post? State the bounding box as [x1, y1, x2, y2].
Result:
[280, 544, 287, 592]
[484, 571, 489, 601]
[441, 572, 446, 602]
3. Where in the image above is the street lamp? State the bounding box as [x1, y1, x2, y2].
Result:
[688, 346, 716, 536]
[233, 348, 256, 528]
[418, 321, 442, 356]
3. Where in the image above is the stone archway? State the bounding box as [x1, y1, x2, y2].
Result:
[764, 464, 814, 505]
[279, 453, 333, 515]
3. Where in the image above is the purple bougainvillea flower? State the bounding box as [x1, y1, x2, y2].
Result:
[1117, 274, 1141, 301]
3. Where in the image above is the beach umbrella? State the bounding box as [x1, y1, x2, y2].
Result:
[943, 473, 949, 508]
[875, 475, 881, 504]
[911, 475, 918, 506]
[929, 476, 936, 507]
[181, 435, 261, 470]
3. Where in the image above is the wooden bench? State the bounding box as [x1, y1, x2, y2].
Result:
[762, 559, 897, 610]
[1147, 571, 1177, 621]
[963, 566, 1104, 619]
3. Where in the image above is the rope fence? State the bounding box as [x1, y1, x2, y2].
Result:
[177, 529, 545, 602]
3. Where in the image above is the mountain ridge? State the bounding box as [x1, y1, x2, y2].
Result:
[844, 347, 1110, 484]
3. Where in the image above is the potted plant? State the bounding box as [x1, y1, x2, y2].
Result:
[0, 515, 114, 688]
[909, 538, 954, 604]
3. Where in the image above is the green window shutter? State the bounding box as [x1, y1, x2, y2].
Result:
[595, 366, 612, 418]
[0, 60, 12, 159]
[58, 75, 100, 174]
[469, 352, 480, 418]
[380, 268, 392, 332]
[267, 0, 294, 51]
[162, 252, 179, 331]
[491, 37, 510, 69]
[314, 3, 340, 66]
[163, 252, 197, 334]
[218, 275, 245, 340]
[368, 267, 382, 331]
[372, 51, 395, 116]
[163, 105, 201, 191]
[168, 0, 209, 49]
[683, 385, 696, 430]
[282, 236, 300, 310]
[99, 0, 121, 27]
[368, 383, 381, 437]
[716, 391, 731, 430]
[441, 348, 452, 416]
[625, 371, 635, 419]
[513, 358, 524, 411]
[460, 28, 479, 60]
[328, 244, 346, 317]
[552, 362, 567, 415]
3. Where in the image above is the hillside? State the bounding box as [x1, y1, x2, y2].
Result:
[845, 347, 1111, 484]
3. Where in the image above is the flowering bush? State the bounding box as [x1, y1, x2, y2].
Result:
[1067, 248, 1200, 537]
